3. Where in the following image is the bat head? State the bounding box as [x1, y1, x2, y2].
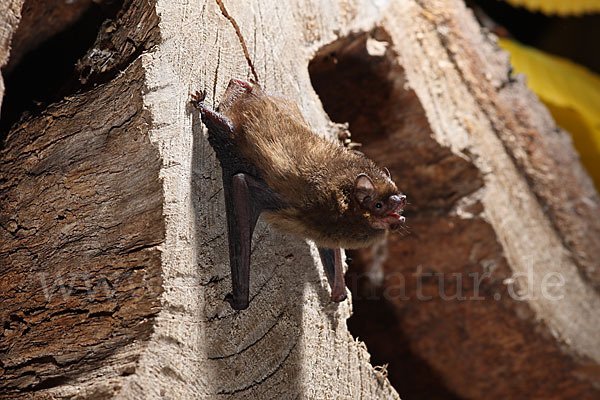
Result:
[354, 171, 406, 230]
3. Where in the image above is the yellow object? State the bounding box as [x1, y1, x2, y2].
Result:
[498, 38, 600, 190]
[504, 0, 600, 16]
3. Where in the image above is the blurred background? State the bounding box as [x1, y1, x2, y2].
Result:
[468, 0, 600, 190]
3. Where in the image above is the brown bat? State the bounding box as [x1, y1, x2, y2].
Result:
[191, 79, 405, 310]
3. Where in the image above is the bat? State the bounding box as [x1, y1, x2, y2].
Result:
[191, 79, 405, 310]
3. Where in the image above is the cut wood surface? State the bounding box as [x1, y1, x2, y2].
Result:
[1, 0, 599, 399]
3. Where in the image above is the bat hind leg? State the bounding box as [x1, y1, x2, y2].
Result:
[318, 247, 347, 302]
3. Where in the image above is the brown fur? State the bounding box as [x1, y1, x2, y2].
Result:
[219, 83, 399, 249]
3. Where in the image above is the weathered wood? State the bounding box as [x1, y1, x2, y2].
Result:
[1, 0, 164, 395]
[0, 59, 164, 394]
[1, 0, 400, 398]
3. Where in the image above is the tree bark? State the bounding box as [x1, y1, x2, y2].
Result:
[1, 0, 599, 399]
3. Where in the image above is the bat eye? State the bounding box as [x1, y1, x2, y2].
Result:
[375, 202, 383, 209]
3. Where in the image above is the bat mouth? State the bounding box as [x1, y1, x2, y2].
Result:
[387, 196, 406, 224]
[386, 207, 405, 227]
[388, 195, 406, 226]
[370, 207, 405, 230]
[388, 210, 405, 224]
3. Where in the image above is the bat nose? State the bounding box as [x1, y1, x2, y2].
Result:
[389, 194, 406, 208]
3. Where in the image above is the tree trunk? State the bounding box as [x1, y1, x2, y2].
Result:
[1, 0, 599, 399]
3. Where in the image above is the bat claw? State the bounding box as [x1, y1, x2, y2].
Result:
[229, 78, 254, 92]
[190, 89, 236, 133]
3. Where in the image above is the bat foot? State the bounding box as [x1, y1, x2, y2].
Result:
[190, 90, 235, 133]
[225, 293, 249, 310]
[190, 90, 206, 108]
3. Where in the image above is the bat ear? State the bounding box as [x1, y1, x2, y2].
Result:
[355, 173, 375, 204]
[383, 167, 391, 178]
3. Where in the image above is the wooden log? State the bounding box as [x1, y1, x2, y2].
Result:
[0, 0, 400, 398]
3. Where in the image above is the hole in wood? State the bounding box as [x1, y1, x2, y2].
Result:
[0, 0, 123, 145]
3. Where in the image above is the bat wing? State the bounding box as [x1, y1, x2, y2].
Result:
[224, 171, 282, 309]
[192, 91, 282, 310]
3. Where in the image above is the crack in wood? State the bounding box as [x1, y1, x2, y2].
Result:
[199, 273, 226, 286]
[216, 338, 297, 395]
[215, 0, 259, 82]
[212, 30, 221, 106]
[249, 264, 279, 302]
[2, 353, 82, 373]
[207, 311, 284, 360]
[122, 242, 161, 255]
